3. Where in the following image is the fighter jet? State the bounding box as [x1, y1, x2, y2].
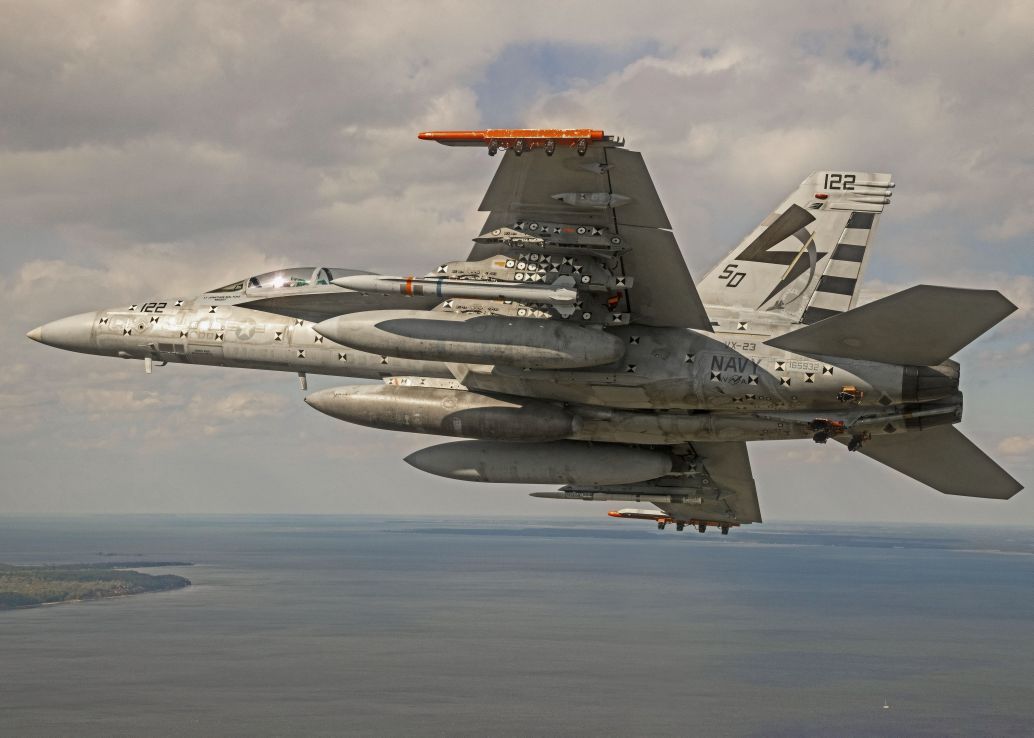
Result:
[28, 128, 1022, 533]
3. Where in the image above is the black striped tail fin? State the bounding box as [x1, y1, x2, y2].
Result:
[800, 209, 883, 324]
[697, 171, 893, 322]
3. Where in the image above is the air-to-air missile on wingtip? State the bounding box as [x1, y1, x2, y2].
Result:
[27, 127, 1023, 533]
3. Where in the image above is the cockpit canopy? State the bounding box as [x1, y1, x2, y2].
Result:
[208, 267, 370, 294]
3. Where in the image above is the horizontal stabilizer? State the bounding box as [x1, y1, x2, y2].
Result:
[766, 285, 1017, 365]
[839, 426, 1022, 500]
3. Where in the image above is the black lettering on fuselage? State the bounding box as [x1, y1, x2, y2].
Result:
[711, 354, 761, 374]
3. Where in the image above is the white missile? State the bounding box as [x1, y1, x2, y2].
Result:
[531, 491, 703, 504]
[333, 274, 579, 303]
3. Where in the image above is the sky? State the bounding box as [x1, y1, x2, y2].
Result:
[2, 0, 1032, 523]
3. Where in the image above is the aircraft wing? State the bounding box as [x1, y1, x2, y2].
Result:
[427, 130, 711, 330]
[554, 441, 761, 525]
[654, 441, 761, 525]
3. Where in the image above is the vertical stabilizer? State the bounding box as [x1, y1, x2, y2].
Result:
[697, 171, 893, 322]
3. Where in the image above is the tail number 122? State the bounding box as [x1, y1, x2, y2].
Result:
[823, 173, 856, 190]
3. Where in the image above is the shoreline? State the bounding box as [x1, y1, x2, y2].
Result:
[8, 581, 193, 612]
[0, 562, 193, 612]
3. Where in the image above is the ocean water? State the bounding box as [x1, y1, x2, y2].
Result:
[0, 516, 1032, 737]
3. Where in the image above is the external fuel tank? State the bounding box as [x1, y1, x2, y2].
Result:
[404, 440, 673, 485]
[305, 385, 577, 441]
[313, 310, 624, 369]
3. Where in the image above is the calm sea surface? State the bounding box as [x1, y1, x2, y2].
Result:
[0, 516, 1031, 737]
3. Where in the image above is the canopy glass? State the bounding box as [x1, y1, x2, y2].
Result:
[208, 267, 357, 293]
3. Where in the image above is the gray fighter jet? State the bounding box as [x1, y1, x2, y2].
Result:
[28, 128, 1022, 533]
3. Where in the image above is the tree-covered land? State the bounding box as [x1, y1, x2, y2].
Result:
[0, 562, 191, 610]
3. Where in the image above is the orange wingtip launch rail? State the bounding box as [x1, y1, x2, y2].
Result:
[418, 128, 616, 156]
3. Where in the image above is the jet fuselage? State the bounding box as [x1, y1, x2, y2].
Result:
[29, 295, 962, 448]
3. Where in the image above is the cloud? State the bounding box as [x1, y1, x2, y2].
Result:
[0, 140, 315, 243]
[187, 390, 289, 422]
[998, 436, 1034, 457]
[59, 388, 181, 415]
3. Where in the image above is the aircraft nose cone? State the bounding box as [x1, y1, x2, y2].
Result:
[30, 311, 98, 353]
